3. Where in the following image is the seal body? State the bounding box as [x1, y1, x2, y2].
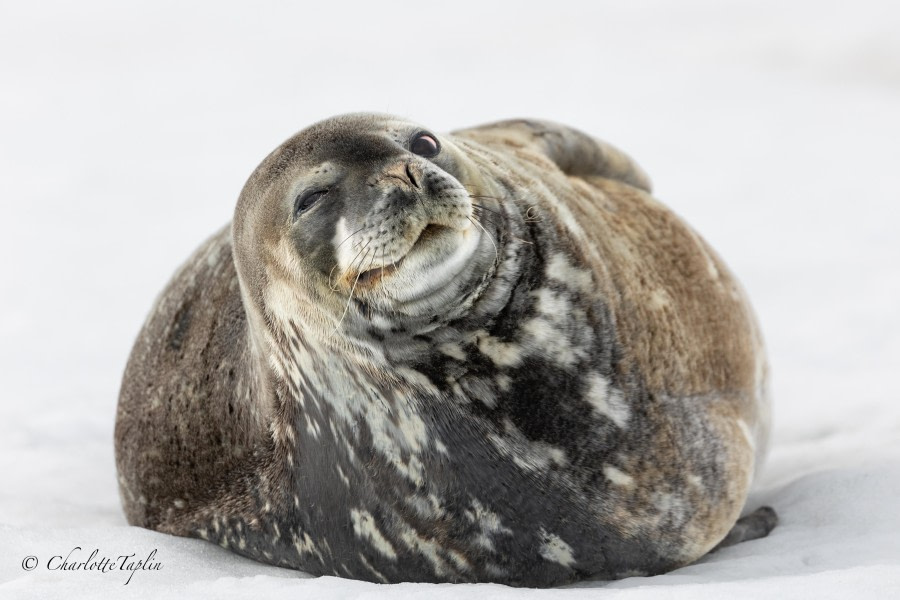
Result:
[115, 114, 772, 586]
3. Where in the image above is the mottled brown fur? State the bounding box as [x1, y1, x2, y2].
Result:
[115, 114, 773, 586]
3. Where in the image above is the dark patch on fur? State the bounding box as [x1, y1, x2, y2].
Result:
[168, 302, 192, 351]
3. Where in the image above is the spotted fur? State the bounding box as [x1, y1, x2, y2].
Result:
[115, 114, 773, 586]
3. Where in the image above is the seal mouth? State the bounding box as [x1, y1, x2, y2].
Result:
[356, 261, 401, 286]
[356, 224, 447, 286]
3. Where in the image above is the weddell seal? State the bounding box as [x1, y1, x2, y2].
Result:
[114, 114, 777, 586]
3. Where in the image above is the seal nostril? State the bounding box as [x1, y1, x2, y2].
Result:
[405, 163, 420, 189]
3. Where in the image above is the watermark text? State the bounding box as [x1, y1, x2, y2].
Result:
[21, 547, 162, 585]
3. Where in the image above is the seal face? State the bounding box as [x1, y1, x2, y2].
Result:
[115, 114, 774, 586]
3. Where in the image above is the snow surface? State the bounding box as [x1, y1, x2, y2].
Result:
[2, 0, 899, 597]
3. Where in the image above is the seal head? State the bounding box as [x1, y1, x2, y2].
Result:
[233, 114, 501, 347]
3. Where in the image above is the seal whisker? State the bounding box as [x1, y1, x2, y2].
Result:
[467, 193, 504, 205]
[467, 214, 500, 267]
[470, 202, 499, 212]
[332, 237, 373, 292]
[470, 205, 505, 225]
[472, 207, 533, 245]
[470, 193, 540, 224]
[328, 264, 341, 293]
[413, 190, 428, 215]
[470, 206, 507, 232]
[470, 210, 509, 243]
[524, 205, 542, 223]
[462, 185, 501, 200]
[349, 239, 374, 276]
[469, 202, 503, 217]
[335, 225, 367, 252]
[329, 226, 368, 290]
[331, 247, 373, 337]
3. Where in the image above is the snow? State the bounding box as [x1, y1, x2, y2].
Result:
[2, 0, 899, 597]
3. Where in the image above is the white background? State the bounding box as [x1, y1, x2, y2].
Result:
[1, 0, 899, 597]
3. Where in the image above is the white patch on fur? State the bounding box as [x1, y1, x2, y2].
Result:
[539, 529, 576, 568]
[332, 217, 357, 273]
[649, 288, 671, 309]
[490, 418, 568, 472]
[272, 522, 281, 543]
[293, 531, 322, 561]
[521, 288, 590, 368]
[305, 414, 320, 439]
[398, 529, 452, 576]
[460, 377, 497, 409]
[465, 499, 512, 552]
[546, 253, 594, 294]
[603, 465, 635, 487]
[336, 464, 350, 487]
[448, 549, 471, 571]
[438, 342, 467, 361]
[369, 312, 395, 330]
[584, 373, 630, 428]
[350, 509, 397, 560]
[405, 494, 446, 518]
[532, 287, 570, 316]
[653, 492, 689, 528]
[358, 553, 389, 584]
[521, 318, 578, 368]
[474, 330, 523, 367]
[548, 195, 587, 240]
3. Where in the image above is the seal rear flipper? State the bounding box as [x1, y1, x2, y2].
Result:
[453, 119, 652, 192]
[712, 506, 779, 551]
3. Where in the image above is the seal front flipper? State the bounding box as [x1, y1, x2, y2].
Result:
[712, 506, 779, 551]
[453, 118, 652, 192]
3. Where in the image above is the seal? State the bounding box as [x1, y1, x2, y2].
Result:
[114, 114, 776, 586]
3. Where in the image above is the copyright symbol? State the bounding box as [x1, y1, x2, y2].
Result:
[22, 556, 38, 571]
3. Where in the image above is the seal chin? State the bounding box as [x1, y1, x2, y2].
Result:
[354, 224, 446, 287]
[360, 221, 483, 307]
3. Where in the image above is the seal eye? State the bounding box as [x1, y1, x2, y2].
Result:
[410, 132, 440, 158]
[294, 189, 327, 217]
